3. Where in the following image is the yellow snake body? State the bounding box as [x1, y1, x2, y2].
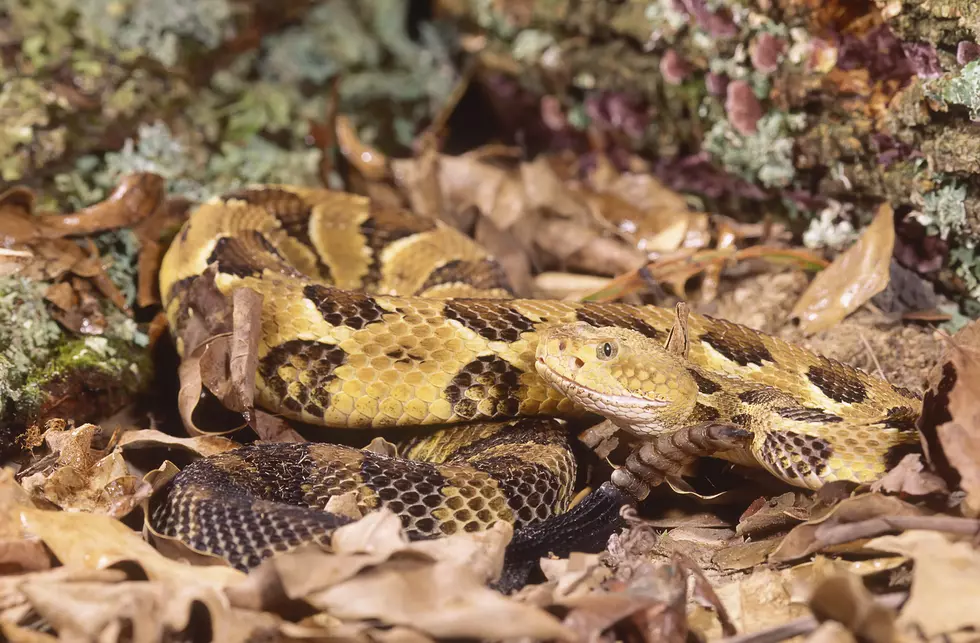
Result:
[153, 186, 922, 570]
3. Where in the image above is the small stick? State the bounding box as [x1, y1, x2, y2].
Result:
[857, 331, 887, 381]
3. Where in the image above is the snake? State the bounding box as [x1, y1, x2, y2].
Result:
[151, 185, 923, 573]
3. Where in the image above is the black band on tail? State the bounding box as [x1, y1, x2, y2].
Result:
[496, 482, 634, 592]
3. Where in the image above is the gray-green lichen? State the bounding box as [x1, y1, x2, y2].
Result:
[0, 278, 63, 420]
[915, 182, 968, 239]
[75, 0, 234, 66]
[950, 242, 980, 301]
[704, 111, 805, 188]
[934, 60, 980, 120]
[93, 229, 142, 309]
[0, 78, 67, 182]
[0, 275, 149, 424]
[643, 0, 690, 44]
[802, 201, 858, 250]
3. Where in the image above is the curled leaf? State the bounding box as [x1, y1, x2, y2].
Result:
[791, 203, 895, 334]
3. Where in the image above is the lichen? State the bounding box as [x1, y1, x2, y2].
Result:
[93, 229, 141, 309]
[258, 1, 380, 85]
[0, 77, 65, 182]
[512, 30, 558, 63]
[933, 60, 980, 119]
[916, 182, 968, 239]
[802, 201, 858, 250]
[74, 0, 234, 66]
[703, 111, 805, 188]
[644, 0, 690, 44]
[950, 241, 980, 302]
[0, 278, 63, 420]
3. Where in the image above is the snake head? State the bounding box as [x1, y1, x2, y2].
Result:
[534, 322, 699, 436]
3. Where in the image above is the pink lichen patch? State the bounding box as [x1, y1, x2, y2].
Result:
[901, 42, 943, 79]
[750, 33, 786, 73]
[957, 41, 980, 65]
[705, 72, 728, 96]
[725, 80, 763, 135]
[660, 50, 690, 85]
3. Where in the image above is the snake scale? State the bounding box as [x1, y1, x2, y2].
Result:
[152, 185, 922, 572]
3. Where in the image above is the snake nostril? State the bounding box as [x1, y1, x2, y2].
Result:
[558, 340, 567, 351]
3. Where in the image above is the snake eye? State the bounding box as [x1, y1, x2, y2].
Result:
[596, 341, 618, 360]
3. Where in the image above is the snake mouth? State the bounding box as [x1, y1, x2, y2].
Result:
[534, 357, 669, 410]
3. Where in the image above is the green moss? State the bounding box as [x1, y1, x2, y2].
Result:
[704, 111, 805, 188]
[16, 336, 152, 421]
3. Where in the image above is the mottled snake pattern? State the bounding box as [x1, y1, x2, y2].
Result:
[152, 186, 922, 571]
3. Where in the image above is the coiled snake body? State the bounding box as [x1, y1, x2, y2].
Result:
[153, 186, 922, 571]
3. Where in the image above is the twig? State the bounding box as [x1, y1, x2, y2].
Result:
[858, 331, 887, 381]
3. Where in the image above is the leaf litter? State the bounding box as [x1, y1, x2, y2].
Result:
[2, 75, 980, 643]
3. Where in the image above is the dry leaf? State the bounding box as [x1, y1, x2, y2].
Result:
[689, 567, 809, 640]
[807, 621, 859, 643]
[117, 429, 239, 458]
[736, 492, 813, 539]
[867, 530, 980, 638]
[19, 424, 151, 518]
[870, 453, 948, 497]
[20, 581, 220, 642]
[34, 173, 164, 237]
[807, 572, 896, 643]
[251, 409, 306, 443]
[229, 510, 570, 640]
[19, 508, 244, 587]
[770, 493, 924, 563]
[925, 320, 980, 515]
[791, 203, 895, 334]
[594, 173, 710, 254]
[308, 559, 572, 640]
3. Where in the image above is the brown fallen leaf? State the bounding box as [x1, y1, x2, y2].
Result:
[229, 510, 570, 640]
[866, 530, 980, 639]
[336, 114, 389, 181]
[0, 186, 43, 245]
[391, 150, 648, 288]
[790, 203, 895, 334]
[807, 572, 896, 643]
[918, 320, 980, 515]
[736, 492, 813, 539]
[18, 424, 151, 518]
[870, 453, 948, 497]
[20, 581, 220, 642]
[592, 171, 711, 255]
[19, 507, 244, 587]
[44, 276, 109, 335]
[34, 173, 164, 237]
[0, 539, 52, 574]
[769, 493, 925, 563]
[175, 273, 264, 436]
[690, 567, 810, 640]
[116, 428, 239, 458]
[0, 247, 34, 277]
